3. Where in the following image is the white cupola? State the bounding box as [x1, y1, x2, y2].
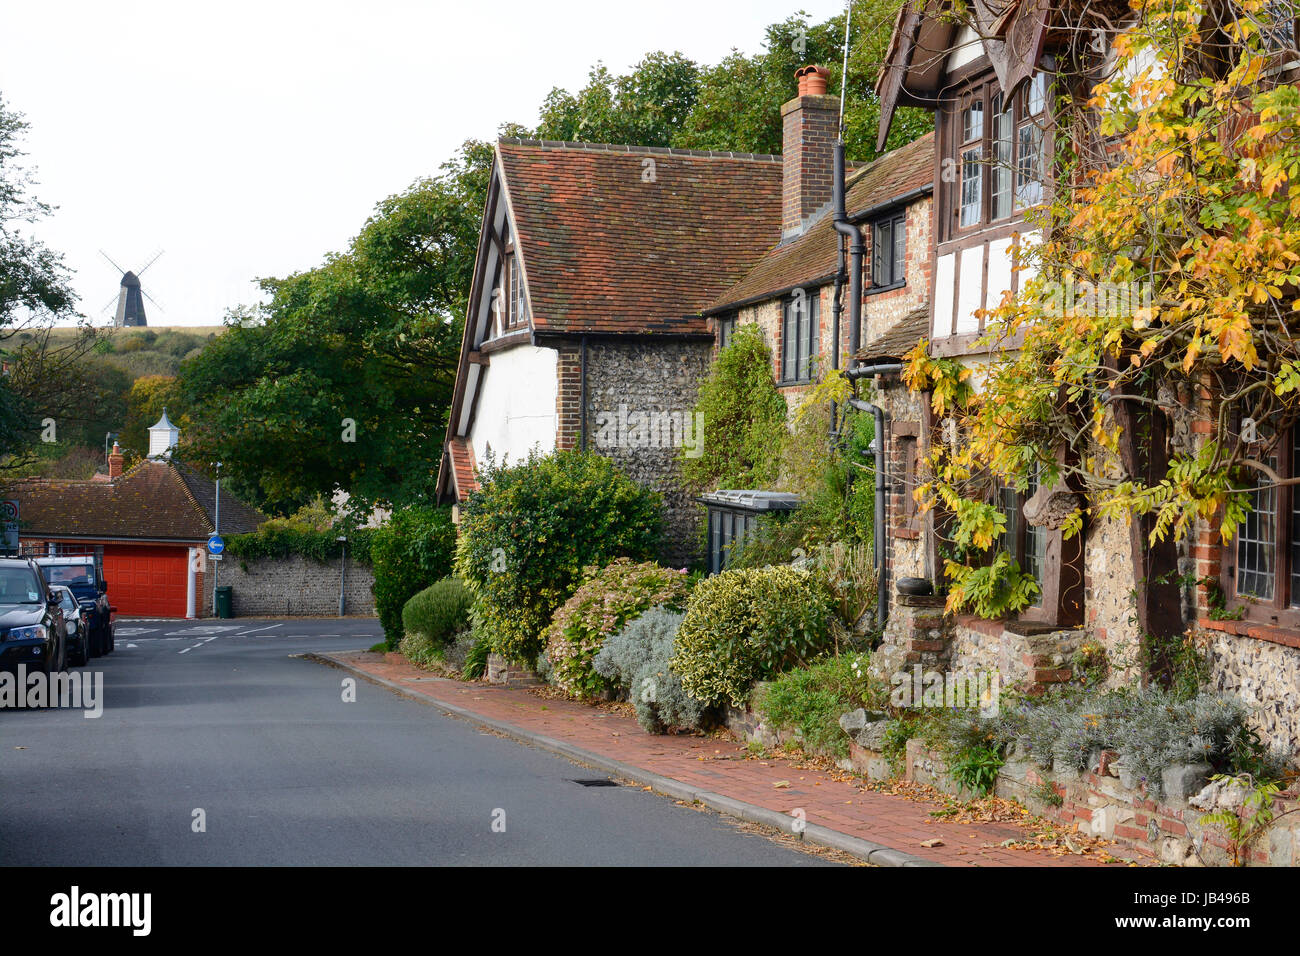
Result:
[148, 407, 180, 458]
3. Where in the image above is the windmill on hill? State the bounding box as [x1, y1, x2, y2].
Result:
[100, 250, 164, 327]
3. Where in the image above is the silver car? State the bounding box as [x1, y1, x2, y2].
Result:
[51, 585, 89, 667]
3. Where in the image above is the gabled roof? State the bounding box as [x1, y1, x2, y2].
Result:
[707, 133, 935, 313]
[876, 0, 1053, 150]
[857, 304, 931, 361]
[497, 139, 784, 335]
[4, 460, 266, 542]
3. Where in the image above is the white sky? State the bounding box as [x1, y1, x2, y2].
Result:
[1, 0, 846, 327]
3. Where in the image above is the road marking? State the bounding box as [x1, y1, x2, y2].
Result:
[235, 623, 283, 635]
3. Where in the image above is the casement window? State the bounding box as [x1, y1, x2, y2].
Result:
[996, 470, 1048, 608]
[871, 213, 907, 288]
[946, 71, 1050, 235]
[780, 289, 819, 384]
[1262, 2, 1299, 55]
[504, 253, 527, 331]
[1224, 424, 1300, 624]
[717, 313, 737, 350]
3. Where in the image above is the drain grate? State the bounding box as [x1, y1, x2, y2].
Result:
[571, 778, 619, 787]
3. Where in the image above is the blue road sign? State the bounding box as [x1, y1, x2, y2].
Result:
[207, 534, 225, 555]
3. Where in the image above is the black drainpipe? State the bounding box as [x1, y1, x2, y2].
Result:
[847, 361, 903, 632]
[579, 334, 588, 452]
[833, 142, 864, 370]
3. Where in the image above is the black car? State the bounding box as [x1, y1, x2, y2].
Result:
[34, 555, 114, 657]
[0, 557, 65, 676]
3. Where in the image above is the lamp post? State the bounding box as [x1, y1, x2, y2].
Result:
[337, 535, 347, 617]
[104, 431, 117, 468]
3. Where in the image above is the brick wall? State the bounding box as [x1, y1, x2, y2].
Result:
[215, 553, 375, 617]
[555, 342, 583, 451]
[781, 93, 838, 237]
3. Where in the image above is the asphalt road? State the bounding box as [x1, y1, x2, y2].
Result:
[0, 617, 833, 866]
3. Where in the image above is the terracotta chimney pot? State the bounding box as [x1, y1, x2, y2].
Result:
[796, 65, 831, 97]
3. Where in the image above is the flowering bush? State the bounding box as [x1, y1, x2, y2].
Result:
[543, 559, 691, 699]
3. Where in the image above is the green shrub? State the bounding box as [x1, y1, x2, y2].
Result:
[402, 577, 472, 647]
[754, 653, 886, 758]
[371, 504, 457, 647]
[948, 745, 1004, 797]
[543, 559, 691, 699]
[461, 638, 490, 680]
[988, 685, 1290, 796]
[671, 565, 834, 708]
[593, 607, 705, 733]
[455, 449, 662, 662]
[398, 629, 441, 666]
[678, 323, 787, 493]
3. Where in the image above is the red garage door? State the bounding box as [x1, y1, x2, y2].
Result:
[102, 545, 189, 617]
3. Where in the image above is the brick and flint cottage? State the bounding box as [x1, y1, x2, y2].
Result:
[434, 136, 788, 563]
[870, 0, 1300, 756]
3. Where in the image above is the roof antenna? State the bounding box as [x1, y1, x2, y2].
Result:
[839, 0, 853, 139]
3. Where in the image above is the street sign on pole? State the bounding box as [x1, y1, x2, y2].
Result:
[207, 534, 225, 555]
[1, 499, 18, 554]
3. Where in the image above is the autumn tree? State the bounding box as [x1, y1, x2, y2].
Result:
[904, 0, 1300, 643]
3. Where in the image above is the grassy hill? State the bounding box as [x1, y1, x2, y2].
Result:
[6, 325, 227, 479]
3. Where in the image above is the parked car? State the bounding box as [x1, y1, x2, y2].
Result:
[34, 555, 114, 657]
[0, 557, 65, 676]
[51, 584, 89, 667]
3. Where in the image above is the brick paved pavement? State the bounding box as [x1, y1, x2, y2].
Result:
[321, 650, 1148, 867]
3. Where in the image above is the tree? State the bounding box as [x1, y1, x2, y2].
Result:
[902, 0, 1300, 636]
[121, 374, 180, 456]
[0, 94, 100, 471]
[673, 5, 931, 161]
[177, 140, 494, 514]
[535, 52, 701, 146]
[679, 324, 788, 493]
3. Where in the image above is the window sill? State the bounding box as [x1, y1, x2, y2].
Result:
[864, 281, 905, 298]
[1198, 616, 1300, 650]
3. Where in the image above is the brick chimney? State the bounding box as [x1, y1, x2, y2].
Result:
[782, 65, 838, 239]
[108, 441, 124, 479]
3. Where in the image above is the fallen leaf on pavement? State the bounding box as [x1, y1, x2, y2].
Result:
[921, 839, 945, 848]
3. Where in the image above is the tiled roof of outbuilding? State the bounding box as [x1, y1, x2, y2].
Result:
[4, 459, 266, 541]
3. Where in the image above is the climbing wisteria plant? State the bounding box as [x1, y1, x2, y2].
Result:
[903, 0, 1300, 618]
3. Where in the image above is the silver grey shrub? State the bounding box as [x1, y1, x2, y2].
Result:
[593, 606, 706, 734]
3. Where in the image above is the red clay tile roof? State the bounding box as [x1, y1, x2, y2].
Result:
[707, 132, 935, 312]
[498, 140, 783, 335]
[3, 459, 266, 541]
[857, 304, 931, 361]
[446, 438, 479, 496]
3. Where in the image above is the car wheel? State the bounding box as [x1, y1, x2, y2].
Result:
[71, 634, 87, 667]
[104, 626, 114, 655]
[90, 627, 103, 658]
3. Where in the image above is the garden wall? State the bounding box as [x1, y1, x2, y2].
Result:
[214, 554, 375, 617]
[903, 739, 1300, 867]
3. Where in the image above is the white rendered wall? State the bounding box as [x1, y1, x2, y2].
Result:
[468, 343, 558, 467]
